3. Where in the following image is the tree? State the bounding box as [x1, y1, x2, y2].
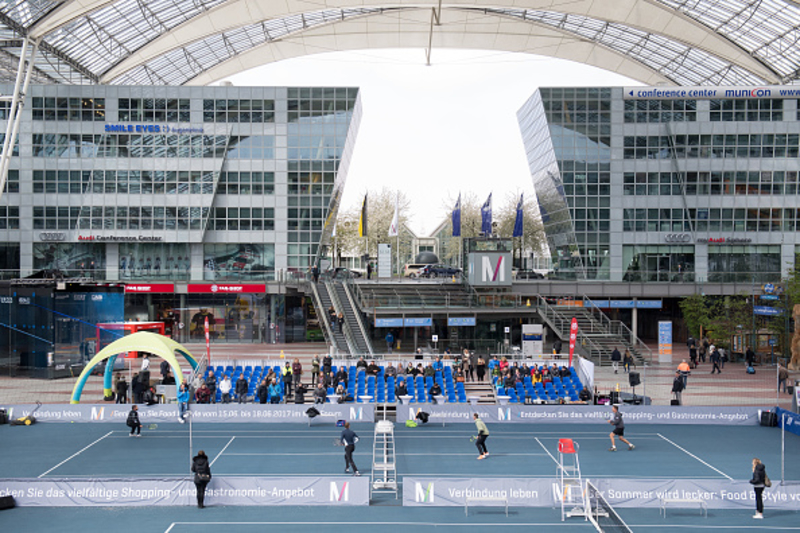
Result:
[493, 191, 546, 268]
[706, 294, 751, 350]
[679, 293, 711, 340]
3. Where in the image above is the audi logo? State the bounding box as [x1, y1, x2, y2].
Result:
[664, 233, 691, 243]
[39, 232, 66, 241]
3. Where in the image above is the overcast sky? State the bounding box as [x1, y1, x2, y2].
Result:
[226, 49, 640, 236]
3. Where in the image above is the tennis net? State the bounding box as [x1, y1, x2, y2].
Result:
[585, 481, 633, 533]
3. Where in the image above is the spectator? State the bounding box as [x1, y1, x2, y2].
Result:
[160, 358, 170, 380]
[205, 370, 217, 404]
[141, 354, 151, 373]
[322, 353, 333, 376]
[677, 359, 691, 388]
[195, 381, 211, 404]
[115, 374, 128, 404]
[396, 379, 408, 401]
[553, 339, 562, 355]
[327, 371, 336, 389]
[396, 362, 406, 377]
[268, 379, 281, 404]
[750, 458, 767, 519]
[311, 355, 320, 386]
[328, 306, 336, 332]
[476, 356, 486, 382]
[499, 357, 509, 372]
[236, 374, 248, 403]
[356, 357, 367, 370]
[423, 363, 435, 378]
[432, 357, 443, 372]
[177, 382, 190, 423]
[162, 370, 176, 385]
[219, 375, 232, 403]
[313, 383, 327, 404]
[282, 362, 293, 397]
[429, 381, 442, 403]
[335, 383, 347, 403]
[386, 332, 394, 354]
[611, 347, 621, 374]
[623, 350, 633, 374]
[294, 382, 308, 404]
[385, 363, 397, 379]
[367, 361, 381, 376]
[292, 358, 303, 387]
[579, 386, 592, 403]
[779, 365, 790, 394]
[191, 450, 212, 509]
[333, 365, 347, 387]
[337, 313, 345, 334]
[406, 362, 416, 376]
[672, 371, 685, 405]
[257, 379, 268, 404]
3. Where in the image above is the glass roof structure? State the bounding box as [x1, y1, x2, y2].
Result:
[0, 0, 797, 86]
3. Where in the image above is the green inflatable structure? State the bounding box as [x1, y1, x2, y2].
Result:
[70, 331, 199, 404]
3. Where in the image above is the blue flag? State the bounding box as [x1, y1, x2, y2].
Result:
[513, 193, 524, 237]
[451, 194, 461, 237]
[481, 193, 492, 235]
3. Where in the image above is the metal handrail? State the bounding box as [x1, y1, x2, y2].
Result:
[340, 279, 375, 356]
[536, 295, 605, 361]
[581, 294, 653, 365]
[328, 281, 359, 356]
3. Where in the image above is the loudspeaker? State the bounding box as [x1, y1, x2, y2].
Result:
[0, 409, 7, 425]
[761, 411, 778, 427]
[628, 372, 641, 387]
[670, 399, 681, 406]
[0, 495, 15, 510]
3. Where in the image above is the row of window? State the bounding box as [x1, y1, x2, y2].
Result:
[30, 97, 106, 122]
[202, 99, 275, 123]
[33, 206, 211, 231]
[31, 134, 238, 159]
[623, 171, 800, 196]
[118, 99, 190, 122]
[218, 172, 274, 195]
[623, 100, 698, 123]
[622, 207, 800, 232]
[33, 170, 218, 195]
[209, 208, 275, 231]
[623, 134, 800, 159]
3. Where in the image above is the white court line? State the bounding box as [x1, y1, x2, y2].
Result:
[163, 521, 592, 532]
[535, 437, 561, 467]
[38, 431, 114, 478]
[657, 433, 733, 480]
[210, 437, 236, 467]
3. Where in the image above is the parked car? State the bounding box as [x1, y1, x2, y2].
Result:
[404, 263, 428, 277]
[419, 263, 462, 278]
[515, 269, 545, 280]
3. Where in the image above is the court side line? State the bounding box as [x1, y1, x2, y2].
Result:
[210, 437, 236, 467]
[163, 521, 593, 532]
[535, 437, 561, 467]
[657, 433, 733, 480]
[164, 524, 176, 533]
[38, 430, 114, 478]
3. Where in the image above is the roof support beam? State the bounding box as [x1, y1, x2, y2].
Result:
[425, 0, 442, 66]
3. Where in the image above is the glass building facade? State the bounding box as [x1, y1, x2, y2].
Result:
[518, 87, 799, 284]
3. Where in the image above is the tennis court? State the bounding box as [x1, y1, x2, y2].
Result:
[2, 419, 800, 531]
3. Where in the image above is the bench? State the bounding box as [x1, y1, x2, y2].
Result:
[660, 498, 707, 518]
[465, 496, 508, 517]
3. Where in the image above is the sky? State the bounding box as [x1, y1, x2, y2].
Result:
[225, 49, 641, 236]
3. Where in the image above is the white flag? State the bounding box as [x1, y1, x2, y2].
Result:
[388, 194, 399, 237]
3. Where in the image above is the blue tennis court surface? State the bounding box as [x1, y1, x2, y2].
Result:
[2, 421, 800, 531]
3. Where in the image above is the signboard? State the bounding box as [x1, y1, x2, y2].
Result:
[754, 306, 783, 316]
[760, 295, 779, 301]
[404, 317, 432, 327]
[467, 252, 512, 287]
[658, 321, 673, 364]
[587, 300, 662, 309]
[568, 318, 578, 367]
[375, 318, 403, 328]
[431, 335, 438, 343]
[377, 243, 391, 279]
[188, 284, 266, 293]
[521, 324, 543, 356]
[448, 317, 476, 327]
[623, 86, 800, 100]
[125, 284, 174, 293]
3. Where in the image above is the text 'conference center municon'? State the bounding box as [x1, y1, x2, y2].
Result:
[518, 86, 800, 288]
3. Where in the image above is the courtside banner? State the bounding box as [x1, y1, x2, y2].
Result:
[0, 404, 374, 424]
[0, 477, 369, 507]
[398, 404, 763, 425]
[404, 477, 800, 510]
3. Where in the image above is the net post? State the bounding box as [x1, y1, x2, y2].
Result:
[782, 413, 785, 486]
[189, 411, 194, 473]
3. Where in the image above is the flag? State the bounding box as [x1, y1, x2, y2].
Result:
[568, 317, 578, 368]
[451, 194, 461, 237]
[358, 194, 367, 237]
[481, 193, 492, 235]
[513, 193, 524, 238]
[388, 193, 399, 237]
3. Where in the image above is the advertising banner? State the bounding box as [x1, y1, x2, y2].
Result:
[521, 324, 543, 356]
[467, 252, 512, 287]
[0, 404, 375, 424]
[124, 284, 174, 293]
[397, 404, 762, 426]
[623, 86, 800, 100]
[403, 477, 800, 510]
[187, 284, 266, 293]
[568, 318, 578, 368]
[0, 477, 369, 507]
[658, 321, 673, 364]
[377, 243, 391, 279]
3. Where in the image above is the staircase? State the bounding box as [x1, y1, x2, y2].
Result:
[332, 281, 374, 356]
[536, 295, 653, 367]
[464, 379, 496, 404]
[310, 282, 347, 355]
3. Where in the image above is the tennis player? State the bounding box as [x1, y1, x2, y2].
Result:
[473, 413, 490, 460]
[340, 422, 361, 476]
[608, 405, 635, 451]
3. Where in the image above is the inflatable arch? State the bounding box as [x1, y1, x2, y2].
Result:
[70, 331, 199, 404]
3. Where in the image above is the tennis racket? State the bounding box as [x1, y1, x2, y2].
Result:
[469, 435, 477, 442]
[332, 438, 344, 447]
[147, 423, 158, 430]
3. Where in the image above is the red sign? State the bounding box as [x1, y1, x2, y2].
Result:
[187, 284, 266, 293]
[568, 317, 578, 368]
[125, 284, 175, 293]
